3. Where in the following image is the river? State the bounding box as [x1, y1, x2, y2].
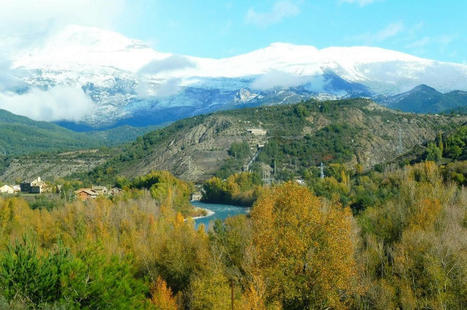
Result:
[191, 201, 250, 230]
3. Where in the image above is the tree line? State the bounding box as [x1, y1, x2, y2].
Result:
[0, 161, 465, 309]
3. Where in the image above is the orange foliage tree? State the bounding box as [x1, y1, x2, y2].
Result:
[151, 277, 178, 310]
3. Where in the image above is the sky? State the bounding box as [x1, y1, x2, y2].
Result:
[0, 0, 466, 63]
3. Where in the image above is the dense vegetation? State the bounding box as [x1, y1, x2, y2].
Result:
[0, 160, 465, 309]
[202, 125, 467, 208]
[78, 98, 464, 184]
[215, 142, 252, 179]
[119, 170, 195, 215]
[202, 172, 263, 206]
[425, 125, 467, 162]
[1, 98, 465, 308]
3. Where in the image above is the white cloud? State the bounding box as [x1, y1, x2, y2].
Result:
[251, 70, 308, 90]
[138, 56, 196, 75]
[354, 21, 404, 43]
[246, 1, 300, 27]
[407, 37, 431, 49]
[0, 86, 96, 122]
[136, 78, 184, 98]
[406, 35, 456, 49]
[156, 79, 184, 97]
[0, 0, 127, 55]
[0, 59, 28, 92]
[340, 0, 378, 6]
[375, 22, 404, 41]
[0, 1, 128, 122]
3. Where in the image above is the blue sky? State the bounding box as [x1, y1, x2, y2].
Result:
[113, 0, 466, 63]
[0, 0, 465, 63]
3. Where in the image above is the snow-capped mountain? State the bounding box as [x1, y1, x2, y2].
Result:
[4, 25, 467, 128]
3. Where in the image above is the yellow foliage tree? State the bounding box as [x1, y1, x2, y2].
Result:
[249, 182, 358, 309]
[189, 265, 231, 310]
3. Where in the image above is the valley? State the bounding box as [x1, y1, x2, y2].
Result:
[0, 4, 466, 308]
[0, 108, 155, 156]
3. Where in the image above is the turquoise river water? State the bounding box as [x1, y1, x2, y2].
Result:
[191, 201, 250, 230]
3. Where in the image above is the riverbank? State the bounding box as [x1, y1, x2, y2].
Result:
[189, 205, 215, 220]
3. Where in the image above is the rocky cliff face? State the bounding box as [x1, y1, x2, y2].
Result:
[123, 116, 269, 181]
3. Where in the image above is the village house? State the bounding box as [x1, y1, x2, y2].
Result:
[92, 185, 108, 195]
[247, 128, 267, 136]
[74, 188, 98, 201]
[20, 177, 47, 194]
[0, 185, 14, 194]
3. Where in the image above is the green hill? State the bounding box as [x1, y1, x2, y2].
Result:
[79, 98, 466, 184]
[0, 109, 154, 156]
[383, 85, 467, 113]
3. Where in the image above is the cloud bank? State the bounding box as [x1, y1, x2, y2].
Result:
[246, 1, 300, 27]
[0, 0, 127, 55]
[138, 55, 196, 75]
[136, 56, 196, 98]
[0, 60, 28, 92]
[250, 70, 329, 91]
[251, 70, 305, 90]
[136, 78, 185, 98]
[0, 86, 96, 122]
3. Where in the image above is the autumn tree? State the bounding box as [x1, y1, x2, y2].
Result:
[249, 182, 358, 309]
[151, 277, 178, 310]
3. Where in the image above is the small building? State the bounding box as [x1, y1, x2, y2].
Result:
[12, 185, 21, 193]
[20, 177, 46, 194]
[74, 188, 98, 201]
[92, 186, 108, 196]
[295, 179, 306, 186]
[0, 185, 14, 194]
[247, 128, 267, 136]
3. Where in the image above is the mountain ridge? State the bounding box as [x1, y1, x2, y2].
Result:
[2, 25, 467, 128]
[379, 84, 467, 113]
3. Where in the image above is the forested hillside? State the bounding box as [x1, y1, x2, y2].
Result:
[80, 99, 466, 184]
[0, 109, 153, 156]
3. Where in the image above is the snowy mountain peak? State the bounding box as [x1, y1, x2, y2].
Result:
[12, 25, 467, 92]
[4, 25, 467, 126]
[14, 25, 168, 72]
[51, 25, 149, 52]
